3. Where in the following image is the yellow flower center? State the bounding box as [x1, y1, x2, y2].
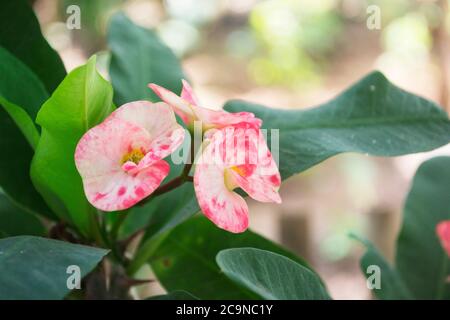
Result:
[224, 166, 243, 191]
[121, 149, 144, 165]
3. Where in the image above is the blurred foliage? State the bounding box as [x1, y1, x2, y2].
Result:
[45, 0, 448, 89]
[247, 0, 342, 87]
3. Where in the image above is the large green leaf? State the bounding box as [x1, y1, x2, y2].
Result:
[225, 72, 450, 180]
[0, 46, 54, 218]
[217, 248, 330, 300]
[108, 13, 185, 106]
[0, 236, 108, 299]
[396, 156, 450, 299]
[149, 216, 312, 299]
[0, 194, 45, 238]
[356, 157, 450, 300]
[0, 0, 66, 93]
[31, 56, 114, 236]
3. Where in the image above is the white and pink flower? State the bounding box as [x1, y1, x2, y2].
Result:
[75, 101, 185, 211]
[194, 125, 281, 233]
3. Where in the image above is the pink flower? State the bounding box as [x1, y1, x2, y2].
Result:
[194, 124, 281, 233]
[75, 101, 185, 211]
[436, 220, 450, 257]
[148, 80, 262, 130]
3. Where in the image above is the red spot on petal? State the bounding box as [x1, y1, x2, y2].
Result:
[94, 193, 106, 201]
[135, 187, 145, 197]
[269, 174, 281, 186]
[117, 187, 127, 196]
[160, 144, 170, 150]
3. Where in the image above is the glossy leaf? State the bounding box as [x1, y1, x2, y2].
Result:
[225, 72, 450, 180]
[0, 46, 54, 218]
[149, 216, 312, 299]
[0, 236, 108, 299]
[31, 56, 114, 236]
[0, 195, 45, 238]
[0, 0, 66, 92]
[396, 156, 450, 299]
[217, 248, 330, 300]
[108, 13, 185, 105]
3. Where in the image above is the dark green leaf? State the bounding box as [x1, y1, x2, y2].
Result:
[108, 13, 185, 105]
[225, 72, 450, 180]
[149, 216, 312, 299]
[0, 236, 108, 299]
[0, 0, 66, 92]
[0, 46, 54, 218]
[217, 248, 330, 300]
[354, 157, 450, 300]
[0, 194, 45, 238]
[31, 56, 114, 236]
[396, 156, 450, 299]
[350, 234, 412, 300]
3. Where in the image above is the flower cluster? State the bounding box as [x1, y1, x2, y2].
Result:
[75, 81, 281, 233]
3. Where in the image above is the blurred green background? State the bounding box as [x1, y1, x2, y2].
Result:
[32, 0, 450, 299]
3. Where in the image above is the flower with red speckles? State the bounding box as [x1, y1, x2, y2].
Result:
[437, 220, 450, 257]
[75, 101, 185, 211]
[194, 124, 281, 233]
[148, 80, 262, 130]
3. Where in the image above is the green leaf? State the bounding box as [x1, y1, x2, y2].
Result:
[0, 0, 66, 93]
[121, 183, 198, 240]
[217, 248, 330, 300]
[354, 157, 450, 300]
[224, 72, 450, 180]
[0, 46, 54, 218]
[31, 56, 114, 236]
[149, 215, 312, 299]
[148, 290, 198, 300]
[0, 194, 45, 238]
[108, 13, 185, 105]
[0, 236, 108, 299]
[396, 156, 450, 299]
[350, 234, 412, 300]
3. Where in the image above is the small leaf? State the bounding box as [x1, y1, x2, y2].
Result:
[31, 56, 114, 236]
[0, 236, 108, 299]
[108, 13, 185, 105]
[225, 72, 450, 180]
[350, 234, 412, 300]
[149, 216, 312, 299]
[0, 0, 66, 92]
[217, 248, 330, 300]
[0, 194, 45, 238]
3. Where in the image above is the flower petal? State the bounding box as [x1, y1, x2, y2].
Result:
[205, 126, 281, 204]
[149, 82, 262, 129]
[232, 130, 282, 203]
[108, 100, 186, 168]
[148, 83, 194, 124]
[437, 220, 450, 257]
[194, 136, 249, 233]
[181, 79, 200, 106]
[84, 160, 169, 211]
